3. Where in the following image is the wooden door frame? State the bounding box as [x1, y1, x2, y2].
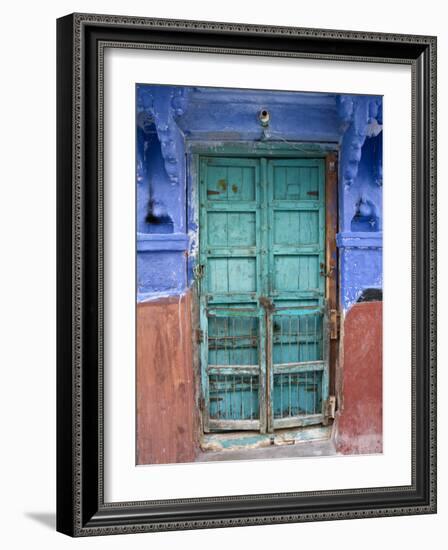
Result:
[325, 152, 339, 397]
[187, 141, 339, 431]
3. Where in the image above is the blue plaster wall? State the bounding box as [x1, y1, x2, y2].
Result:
[338, 131, 383, 309]
[136, 84, 383, 311]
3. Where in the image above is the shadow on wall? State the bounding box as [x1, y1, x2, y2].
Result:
[351, 196, 379, 231]
[146, 199, 174, 233]
[350, 133, 382, 232]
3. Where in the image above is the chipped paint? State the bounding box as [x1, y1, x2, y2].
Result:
[335, 301, 382, 455]
[201, 425, 332, 452]
[136, 292, 198, 464]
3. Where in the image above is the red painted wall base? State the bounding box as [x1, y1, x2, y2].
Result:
[335, 301, 383, 455]
[136, 292, 199, 465]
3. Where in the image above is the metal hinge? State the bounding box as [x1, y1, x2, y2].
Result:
[324, 396, 336, 422]
[199, 395, 205, 411]
[328, 159, 337, 173]
[193, 263, 205, 280]
[330, 309, 340, 340]
[196, 329, 204, 343]
[320, 262, 335, 279]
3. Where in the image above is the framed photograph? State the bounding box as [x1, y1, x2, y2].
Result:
[56, 13, 437, 536]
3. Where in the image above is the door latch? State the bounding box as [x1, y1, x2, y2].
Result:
[320, 262, 335, 279]
[323, 395, 336, 424]
[259, 296, 275, 312]
[329, 309, 340, 340]
[193, 263, 205, 280]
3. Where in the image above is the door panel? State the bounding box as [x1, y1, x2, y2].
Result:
[268, 159, 326, 305]
[200, 157, 261, 308]
[273, 255, 320, 292]
[272, 163, 322, 201]
[205, 163, 256, 201]
[269, 306, 329, 430]
[205, 308, 265, 432]
[207, 212, 257, 247]
[207, 257, 257, 293]
[199, 155, 329, 433]
[273, 210, 320, 245]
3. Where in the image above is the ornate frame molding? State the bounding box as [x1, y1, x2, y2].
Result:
[56, 13, 437, 537]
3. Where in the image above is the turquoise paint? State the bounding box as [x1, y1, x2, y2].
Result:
[201, 424, 332, 451]
[199, 154, 328, 432]
[213, 435, 268, 449]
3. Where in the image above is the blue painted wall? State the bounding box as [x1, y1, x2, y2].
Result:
[136, 85, 383, 311]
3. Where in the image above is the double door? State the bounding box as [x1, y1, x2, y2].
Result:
[198, 156, 329, 433]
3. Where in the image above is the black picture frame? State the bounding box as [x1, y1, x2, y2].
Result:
[56, 13, 437, 536]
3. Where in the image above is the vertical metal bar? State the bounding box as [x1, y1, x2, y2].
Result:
[313, 314, 319, 414]
[287, 316, 292, 417]
[321, 306, 330, 414]
[304, 371, 308, 416]
[296, 373, 300, 416]
[280, 374, 283, 419]
[224, 373, 227, 419]
[241, 317, 244, 365]
[232, 317, 236, 367]
[236, 317, 239, 366]
[249, 319, 253, 420]
[288, 315, 292, 363]
[306, 315, 309, 363]
[265, 311, 271, 432]
[231, 375, 238, 419]
[250, 375, 253, 420]
[296, 317, 300, 363]
[279, 314, 283, 418]
[241, 376, 244, 419]
[217, 377, 221, 420]
[296, 315, 301, 416]
[222, 319, 227, 419]
[239, 318, 243, 419]
[224, 317, 228, 367]
[288, 373, 292, 417]
[226, 318, 235, 420]
[228, 374, 232, 419]
[280, 314, 284, 364]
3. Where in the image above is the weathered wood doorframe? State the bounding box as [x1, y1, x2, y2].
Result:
[187, 142, 339, 435]
[325, 152, 339, 398]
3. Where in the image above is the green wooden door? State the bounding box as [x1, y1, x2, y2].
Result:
[198, 156, 328, 433]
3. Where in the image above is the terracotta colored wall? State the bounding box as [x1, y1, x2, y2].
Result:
[136, 292, 199, 464]
[335, 301, 383, 455]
